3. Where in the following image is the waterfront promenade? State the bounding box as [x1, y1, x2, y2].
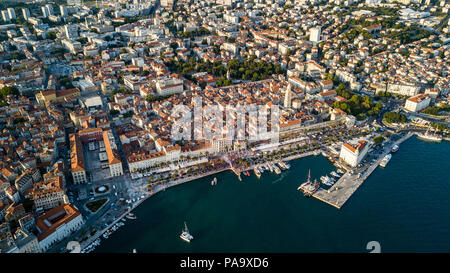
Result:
[313, 132, 414, 209]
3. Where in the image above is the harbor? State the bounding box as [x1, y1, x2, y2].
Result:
[93, 136, 450, 253]
[312, 132, 414, 209]
[83, 131, 423, 251]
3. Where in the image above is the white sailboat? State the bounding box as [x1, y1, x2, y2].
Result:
[180, 221, 194, 243]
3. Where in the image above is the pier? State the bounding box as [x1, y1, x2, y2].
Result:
[312, 132, 414, 209]
[231, 167, 242, 181]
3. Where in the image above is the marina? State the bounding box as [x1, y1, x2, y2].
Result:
[312, 132, 414, 209]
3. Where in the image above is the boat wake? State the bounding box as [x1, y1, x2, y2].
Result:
[272, 173, 287, 184]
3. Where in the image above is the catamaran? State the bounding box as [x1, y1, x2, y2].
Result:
[180, 222, 194, 243]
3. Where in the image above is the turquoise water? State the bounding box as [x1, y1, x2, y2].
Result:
[94, 136, 450, 253]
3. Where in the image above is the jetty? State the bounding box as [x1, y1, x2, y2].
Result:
[312, 132, 414, 209]
[231, 167, 242, 181]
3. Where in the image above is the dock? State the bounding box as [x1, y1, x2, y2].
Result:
[312, 132, 414, 209]
[231, 167, 242, 181]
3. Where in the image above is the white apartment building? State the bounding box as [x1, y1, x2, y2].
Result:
[156, 77, 184, 96]
[60, 5, 68, 17]
[124, 75, 146, 91]
[65, 24, 78, 39]
[309, 26, 321, 43]
[7, 8, 16, 20]
[1, 10, 10, 22]
[41, 6, 50, 18]
[22, 8, 30, 21]
[384, 83, 420, 96]
[404, 94, 431, 112]
[339, 139, 370, 167]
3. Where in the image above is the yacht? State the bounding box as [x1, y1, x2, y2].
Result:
[254, 167, 261, 179]
[330, 171, 340, 178]
[180, 222, 194, 243]
[380, 154, 392, 168]
[321, 177, 334, 187]
[391, 144, 399, 153]
[273, 165, 281, 175]
[210, 177, 217, 186]
[320, 175, 331, 183]
[126, 213, 137, 220]
[337, 169, 344, 174]
[277, 162, 287, 170]
[417, 130, 442, 142]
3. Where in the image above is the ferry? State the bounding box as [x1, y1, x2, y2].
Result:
[417, 130, 442, 142]
[180, 222, 194, 243]
[254, 167, 261, 179]
[391, 144, 399, 153]
[380, 154, 392, 168]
